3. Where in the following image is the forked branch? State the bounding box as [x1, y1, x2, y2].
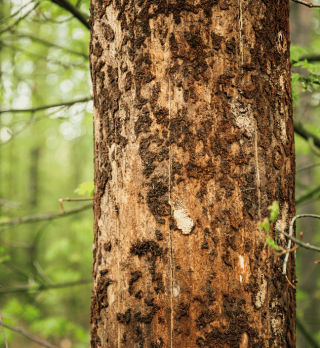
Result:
[59, 197, 93, 213]
[282, 214, 320, 274]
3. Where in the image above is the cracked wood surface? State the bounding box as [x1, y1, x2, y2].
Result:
[90, 0, 296, 347]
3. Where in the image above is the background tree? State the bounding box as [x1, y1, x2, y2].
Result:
[0, 0, 320, 347]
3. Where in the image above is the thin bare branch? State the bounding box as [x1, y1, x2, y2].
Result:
[285, 275, 296, 289]
[0, 97, 92, 115]
[292, 0, 320, 7]
[281, 214, 320, 274]
[0, 0, 35, 24]
[296, 185, 320, 206]
[48, 0, 90, 29]
[0, 198, 20, 209]
[0, 2, 40, 35]
[0, 203, 92, 233]
[296, 54, 320, 63]
[278, 229, 320, 253]
[0, 278, 92, 294]
[0, 105, 88, 146]
[59, 197, 93, 213]
[0, 310, 8, 348]
[294, 121, 320, 149]
[0, 320, 58, 348]
[280, 227, 320, 254]
[14, 32, 89, 59]
[0, 41, 88, 70]
[308, 137, 320, 156]
[296, 317, 320, 348]
[296, 162, 320, 173]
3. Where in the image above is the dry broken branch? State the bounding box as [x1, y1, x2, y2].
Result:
[292, 0, 320, 7]
[59, 197, 93, 213]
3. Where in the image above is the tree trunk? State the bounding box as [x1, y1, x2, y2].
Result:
[90, 1, 296, 347]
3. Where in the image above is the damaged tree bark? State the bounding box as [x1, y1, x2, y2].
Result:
[90, 0, 296, 347]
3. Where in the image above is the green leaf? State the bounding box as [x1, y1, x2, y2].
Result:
[74, 181, 94, 197]
[291, 73, 301, 86]
[259, 218, 270, 233]
[265, 236, 280, 251]
[290, 45, 307, 63]
[268, 201, 279, 223]
[0, 246, 10, 263]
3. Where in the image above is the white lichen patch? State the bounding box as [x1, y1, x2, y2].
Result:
[271, 313, 284, 336]
[255, 274, 267, 309]
[277, 31, 287, 54]
[280, 118, 287, 144]
[275, 202, 288, 244]
[239, 255, 244, 283]
[170, 198, 194, 235]
[239, 255, 244, 270]
[173, 283, 180, 297]
[230, 98, 255, 137]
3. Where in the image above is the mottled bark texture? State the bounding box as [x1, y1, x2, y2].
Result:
[90, 0, 296, 347]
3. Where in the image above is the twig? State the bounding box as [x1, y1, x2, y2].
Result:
[0, 0, 35, 23]
[287, 245, 299, 253]
[0, 96, 92, 115]
[308, 137, 320, 156]
[285, 275, 296, 289]
[292, 0, 320, 7]
[0, 106, 87, 146]
[294, 121, 320, 149]
[30, 223, 51, 284]
[3, 262, 30, 279]
[59, 197, 93, 213]
[0, 198, 19, 209]
[296, 186, 320, 206]
[33, 260, 52, 284]
[0, 41, 88, 70]
[0, 203, 92, 233]
[293, 54, 320, 64]
[296, 162, 320, 173]
[14, 32, 89, 59]
[0, 2, 40, 35]
[281, 214, 320, 274]
[48, 0, 90, 29]
[0, 278, 92, 294]
[296, 317, 320, 348]
[0, 320, 58, 348]
[0, 309, 8, 348]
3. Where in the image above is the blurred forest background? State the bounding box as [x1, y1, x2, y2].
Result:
[0, 0, 320, 347]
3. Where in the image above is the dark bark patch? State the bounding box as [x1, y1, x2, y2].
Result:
[103, 241, 111, 252]
[196, 309, 215, 329]
[102, 23, 115, 41]
[176, 302, 190, 319]
[272, 145, 284, 170]
[129, 271, 142, 295]
[117, 308, 131, 324]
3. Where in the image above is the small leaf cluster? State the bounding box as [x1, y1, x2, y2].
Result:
[259, 201, 282, 252]
[74, 181, 94, 197]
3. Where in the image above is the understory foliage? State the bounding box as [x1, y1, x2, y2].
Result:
[0, 0, 320, 347]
